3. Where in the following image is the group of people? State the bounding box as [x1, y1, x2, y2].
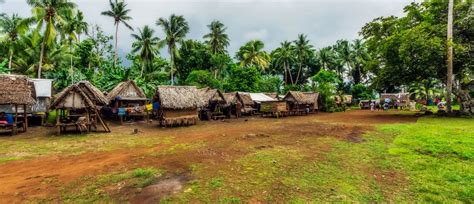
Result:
[369, 99, 402, 112]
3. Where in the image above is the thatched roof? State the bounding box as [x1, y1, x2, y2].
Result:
[156, 86, 203, 109]
[304, 92, 320, 106]
[283, 91, 314, 104]
[236, 92, 254, 106]
[249, 93, 277, 102]
[76, 81, 108, 106]
[0, 74, 36, 105]
[198, 88, 226, 107]
[106, 80, 146, 102]
[223, 92, 238, 105]
[50, 84, 95, 109]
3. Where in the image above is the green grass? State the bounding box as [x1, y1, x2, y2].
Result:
[60, 167, 164, 202]
[384, 117, 474, 202]
[0, 132, 173, 162]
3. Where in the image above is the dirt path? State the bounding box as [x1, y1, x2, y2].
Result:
[0, 110, 418, 202]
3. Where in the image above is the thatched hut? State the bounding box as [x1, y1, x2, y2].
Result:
[222, 92, 241, 118]
[236, 92, 255, 115]
[198, 88, 226, 120]
[106, 80, 149, 124]
[304, 92, 320, 111]
[50, 82, 110, 135]
[334, 95, 353, 105]
[0, 75, 36, 135]
[76, 81, 109, 106]
[154, 86, 202, 127]
[283, 91, 316, 115]
[264, 92, 280, 100]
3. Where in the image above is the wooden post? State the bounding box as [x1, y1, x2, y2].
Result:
[13, 104, 18, 135]
[23, 104, 28, 132]
[56, 109, 60, 135]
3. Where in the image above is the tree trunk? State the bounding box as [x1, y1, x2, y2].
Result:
[295, 61, 302, 85]
[114, 23, 119, 66]
[446, 0, 454, 113]
[38, 41, 45, 79]
[70, 44, 74, 85]
[8, 52, 12, 72]
[170, 47, 175, 85]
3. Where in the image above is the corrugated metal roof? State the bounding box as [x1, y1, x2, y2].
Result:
[249, 93, 278, 102]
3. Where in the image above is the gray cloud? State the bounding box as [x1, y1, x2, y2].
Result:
[1, 0, 415, 60]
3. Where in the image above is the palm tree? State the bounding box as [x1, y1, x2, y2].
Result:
[131, 25, 161, 76]
[236, 40, 270, 71]
[156, 14, 189, 85]
[203, 20, 229, 54]
[293, 34, 313, 84]
[74, 11, 88, 42]
[350, 39, 369, 84]
[446, 0, 454, 113]
[333, 39, 352, 80]
[59, 9, 79, 84]
[0, 13, 30, 71]
[27, 0, 76, 79]
[318, 46, 334, 71]
[101, 0, 133, 66]
[271, 41, 295, 85]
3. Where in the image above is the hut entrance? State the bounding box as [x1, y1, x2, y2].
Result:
[106, 80, 150, 125]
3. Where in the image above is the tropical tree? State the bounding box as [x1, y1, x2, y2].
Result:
[59, 9, 79, 84]
[74, 11, 88, 42]
[293, 34, 314, 83]
[0, 13, 31, 70]
[446, 0, 454, 112]
[236, 40, 270, 71]
[203, 20, 229, 54]
[131, 25, 161, 76]
[27, 0, 76, 78]
[333, 39, 352, 80]
[318, 46, 334, 71]
[350, 39, 370, 84]
[101, 0, 133, 66]
[156, 14, 189, 85]
[271, 41, 295, 85]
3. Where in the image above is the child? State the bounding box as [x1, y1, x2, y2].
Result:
[370, 101, 375, 112]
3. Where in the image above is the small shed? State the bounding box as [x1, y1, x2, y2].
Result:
[50, 82, 110, 135]
[106, 80, 149, 124]
[236, 92, 255, 115]
[304, 92, 320, 111]
[198, 88, 226, 120]
[154, 86, 202, 127]
[222, 92, 241, 118]
[283, 91, 316, 114]
[0, 74, 36, 135]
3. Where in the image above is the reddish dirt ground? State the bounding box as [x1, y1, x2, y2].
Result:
[0, 110, 418, 202]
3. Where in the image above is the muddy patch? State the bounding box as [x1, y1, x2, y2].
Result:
[131, 174, 189, 204]
[242, 133, 271, 140]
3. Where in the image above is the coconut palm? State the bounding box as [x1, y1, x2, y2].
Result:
[236, 40, 270, 71]
[74, 11, 88, 42]
[293, 34, 314, 83]
[27, 0, 76, 79]
[101, 0, 133, 66]
[59, 9, 79, 84]
[0, 13, 31, 71]
[350, 39, 370, 84]
[203, 20, 229, 54]
[131, 25, 162, 76]
[318, 46, 334, 71]
[271, 41, 295, 85]
[333, 39, 352, 79]
[156, 14, 189, 85]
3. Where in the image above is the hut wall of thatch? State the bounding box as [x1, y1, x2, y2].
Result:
[283, 91, 317, 113]
[155, 86, 202, 126]
[260, 101, 287, 113]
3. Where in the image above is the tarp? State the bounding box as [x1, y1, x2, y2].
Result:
[31, 79, 53, 97]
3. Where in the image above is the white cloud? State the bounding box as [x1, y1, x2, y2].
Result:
[244, 29, 269, 41]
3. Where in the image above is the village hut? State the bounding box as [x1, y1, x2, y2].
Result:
[28, 79, 53, 125]
[334, 95, 353, 105]
[154, 86, 202, 127]
[264, 92, 280, 100]
[222, 92, 241, 118]
[106, 80, 149, 124]
[50, 82, 110, 135]
[236, 92, 255, 115]
[283, 91, 316, 115]
[0, 75, 36, 135]
[197, 88, 226, 120]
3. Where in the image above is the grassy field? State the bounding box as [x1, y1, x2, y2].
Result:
[0, 112, 472, 202]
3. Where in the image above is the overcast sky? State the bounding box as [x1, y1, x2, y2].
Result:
[1, 0, 415, 60]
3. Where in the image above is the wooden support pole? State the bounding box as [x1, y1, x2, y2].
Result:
[23, 104, 28, 132]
